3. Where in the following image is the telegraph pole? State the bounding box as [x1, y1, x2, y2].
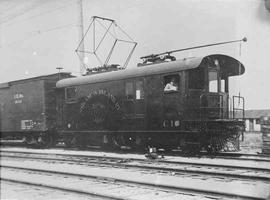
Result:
[78, 0, 85, 75]
[56, 67, 63, 80]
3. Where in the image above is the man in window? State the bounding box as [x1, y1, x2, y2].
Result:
[164, 78, 178, 91]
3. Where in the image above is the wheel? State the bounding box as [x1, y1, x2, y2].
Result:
[37, 133, 54, 148]
[206, 136, 226, 154]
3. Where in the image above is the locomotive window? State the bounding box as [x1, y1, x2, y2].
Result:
[221, 79, 225, 93]
[136, 81, 144, 99]
[65, 87, 76, 100]
[209, 70, 218, 92]
[125, 82, 134, 100]
[164, 75, 179, 92]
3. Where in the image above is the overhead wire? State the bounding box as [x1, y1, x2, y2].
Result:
[1, 1, 27, 13]
[2, 0, 76, 27]
[1, 0, 79, 48]
[0, 0, 72, 25]
[0, 0, 48, 24]
[0, 22, 78, 48]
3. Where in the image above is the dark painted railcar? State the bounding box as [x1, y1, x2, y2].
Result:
[0, 73, 72, 147]
[56, 54, 245, 152]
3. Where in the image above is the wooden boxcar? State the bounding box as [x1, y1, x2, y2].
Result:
[0, 73, 72, 146]
[56, 54, 245, 152]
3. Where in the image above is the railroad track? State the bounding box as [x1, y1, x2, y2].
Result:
[3, 166, 212, 200]
[1, 140, 269, 160]
[1, 150, 270, 183]
[0, 164, 266, 200]
[1, 148, 270, 199]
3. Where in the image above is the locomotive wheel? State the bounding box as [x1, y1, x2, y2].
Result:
[73, 135, 87, 149]
[37, 134, 53, 148]
[101, 134, 121, 150]
[182, 143, 201, 155]
[224, 131, 241, 151]
[133, 136, 146, 151]
[206, 136, 226, 154]
[23, 135, 37, 146]
[64, 136, 76, 148]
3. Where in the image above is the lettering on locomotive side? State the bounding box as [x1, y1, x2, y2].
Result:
[80, 90, 120, 113]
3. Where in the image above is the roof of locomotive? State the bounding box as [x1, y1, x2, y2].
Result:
[56, 54, 245, 88]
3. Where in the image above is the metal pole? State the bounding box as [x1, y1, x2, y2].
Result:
[141, 37, 247, 59]
[78, 0, 85, 75]
[56, 67, 63, 80]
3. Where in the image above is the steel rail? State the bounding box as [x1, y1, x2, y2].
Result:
[1, 165, 262, 200]
[1, 147, 270, 162]
[1, 149, 270, 171]
[1, 177, 125, 200]
[1, 151, 270, 182]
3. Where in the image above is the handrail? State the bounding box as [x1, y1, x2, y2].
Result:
[199, 93, 225, 119]
[232, 96, 245, 119]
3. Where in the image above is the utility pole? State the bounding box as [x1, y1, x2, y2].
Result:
[78, 0, 85, 75]
[56, 67, 63, 80]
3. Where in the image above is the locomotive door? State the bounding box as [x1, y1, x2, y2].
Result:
[123, 79, 146, 130]
[186, 67, 206, 120]
[124, 79, 146, 116]
[163, 74, 182, 128]
[145, 76, 163, 129]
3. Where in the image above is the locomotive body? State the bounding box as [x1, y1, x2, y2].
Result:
[0, 73, 72, 146]
[56, 54, 245, 152]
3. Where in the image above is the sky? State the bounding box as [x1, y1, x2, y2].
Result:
[0, 0, 270, 109]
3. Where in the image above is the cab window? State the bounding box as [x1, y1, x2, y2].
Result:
[164, 74, 180, 92]
[209, 70, 218, 92]
[65, 87, 76, 100]
[135, 80, 144, 99]
[125, 82, 134, 100]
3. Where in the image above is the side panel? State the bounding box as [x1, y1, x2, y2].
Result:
[1, 80, 46, 132]
[0, 87, 9, 133]
[44, 80, 58, 131]
[60, 72, 186, 133]
[145, 75, 164, 130]
[61, 80, 125, 131]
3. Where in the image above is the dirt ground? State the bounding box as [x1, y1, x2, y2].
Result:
[240, 132, 263, 154]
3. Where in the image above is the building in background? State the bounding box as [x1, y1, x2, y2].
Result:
[243, 110, 270, 132]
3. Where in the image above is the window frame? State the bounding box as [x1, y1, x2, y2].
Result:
[135, 80, 144, 100]
[125, 81, 134, 100]
[163, 74, 180, 93]
[125, 79, 145, 100]
[65, 87, 77, 102]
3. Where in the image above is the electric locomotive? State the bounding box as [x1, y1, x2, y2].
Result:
[56, 53, 245, 153]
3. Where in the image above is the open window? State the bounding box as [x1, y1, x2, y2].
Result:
[164, 74, 180, 92]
